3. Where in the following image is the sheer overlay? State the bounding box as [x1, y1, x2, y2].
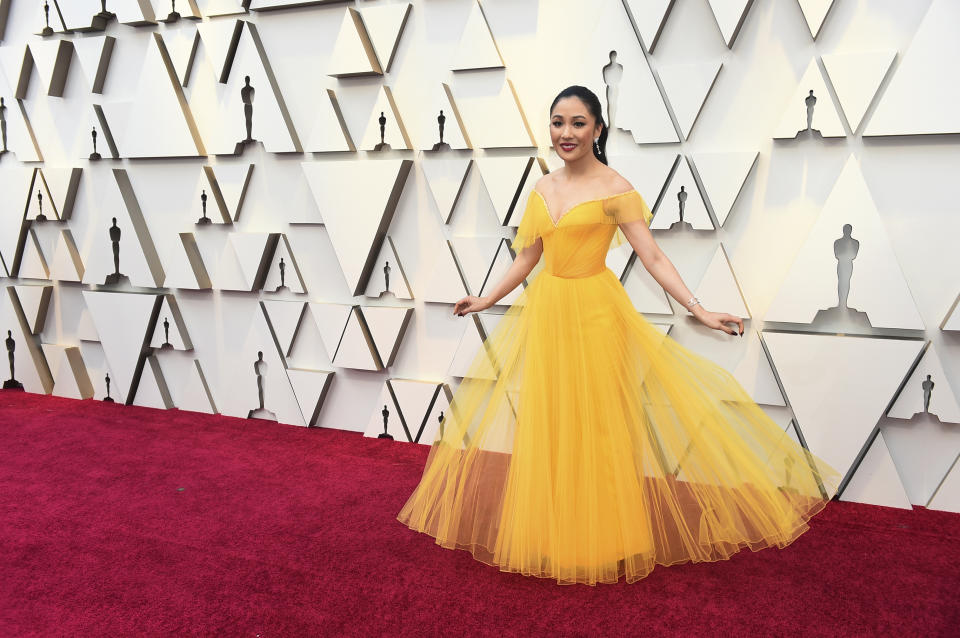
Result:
[397, 189, 841, 585]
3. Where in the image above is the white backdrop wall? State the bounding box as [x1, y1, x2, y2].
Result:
[1, 0, 959, 512]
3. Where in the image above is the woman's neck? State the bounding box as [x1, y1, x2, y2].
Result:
[560, 155, 602, 182]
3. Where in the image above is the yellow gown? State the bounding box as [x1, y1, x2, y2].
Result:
[397, 189, 841, 585]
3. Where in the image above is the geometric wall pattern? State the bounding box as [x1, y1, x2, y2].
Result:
[0, 0, 958, 515]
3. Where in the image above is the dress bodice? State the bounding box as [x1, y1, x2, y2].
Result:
[511, 189, 654, 279]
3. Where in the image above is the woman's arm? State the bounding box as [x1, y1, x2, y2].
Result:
[453, 239, 543, 316]
[619, 219, 744, 336]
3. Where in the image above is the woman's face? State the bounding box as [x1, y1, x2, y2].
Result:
[550, 96, 601, 163]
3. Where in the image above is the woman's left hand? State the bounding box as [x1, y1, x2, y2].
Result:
[695, 309, 744, 336]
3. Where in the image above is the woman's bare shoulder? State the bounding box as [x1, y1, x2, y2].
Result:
[599, 166, 634, 194]
[534, 171, 559, 193]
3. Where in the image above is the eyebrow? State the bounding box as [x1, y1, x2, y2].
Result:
[551, 114, 587, 119]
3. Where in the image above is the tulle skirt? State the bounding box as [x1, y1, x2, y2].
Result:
[397, 266, 841, 585]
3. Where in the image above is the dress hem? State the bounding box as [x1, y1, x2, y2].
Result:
[396, 495, 834, 586]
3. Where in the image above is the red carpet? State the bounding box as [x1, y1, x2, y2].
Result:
[1, 393, 957, 637]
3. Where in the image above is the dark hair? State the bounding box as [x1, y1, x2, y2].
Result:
[549, 85, 608, 165]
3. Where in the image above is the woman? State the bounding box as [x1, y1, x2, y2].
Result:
[397, 85, 841, 585]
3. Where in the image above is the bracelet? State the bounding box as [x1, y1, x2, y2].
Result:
[686, 296, 701, 309]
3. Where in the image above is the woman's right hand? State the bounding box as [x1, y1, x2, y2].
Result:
[453, 295, 492, 317]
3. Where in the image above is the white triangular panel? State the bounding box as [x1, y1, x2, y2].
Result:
[195, 18, 241, 81]
[389, 379, 442, 441]
[840, 432, 912, 509]
[218, 308, 304, 426]
[153, 0, 201, 18]
[359, 86, 412, 151]
[944, 295, 960, 331]
[927, 456, 960, 513]
[866, 0, 960, 136]
[451, 1, 503, 71]
[594, 8, 677, 146]
[882, 415, 960, 506]
[421, 244, 469, 304]
[198, 0, 247, 17]
[797, 0, 836, 38]
[333, 308, 380, 371]
[773, 59, 845, 138]
[149, 296, 192, 351]
[104, 34, 203, 158]
[13, 285, 51, 334]
[286, 368, 332, 426]
[658, 61, 722, 140]
[450, 236, 501, 296]
[165, 27, 200, 86]
[307, 302, 353, 361]
[509, 160, 546, 229]
[301, 159, 411, 296]
[227, 232, 274, 290]
[0, 86, 43, 162]
[448, 318, 496, 380]
[193, 232, 246, 290]
[328, 8, 382, 77]
[304, 89, 355, 153]
[90, 101, 126, 161]
[39, 167, 82, 221]
[765, 156, 924, 329]
[262, 300, 306, 356]
[691, 151, 757, 227]
[360, 3, 410, 73]
[888, 346, 960, 423]
[412, 84, 470, 150]
[475, 156, 530, 225]
[115, 2, 157, 24]
[19, 232, 49, 280]
[0, 291, 50, 394]
[206, 163, 253, 223]
[29, 224, 60, 276]
[623, 0, 675, 52]
[169, 359, 218, 415]
[50, 0, 106, 30]
[732, 331, 786, 406]
[82, 291, 158, 402]
[26, 179, 54, 222]
[263, 237, 306, 294]
[421, 156, 472, 224]
[133, 356, 172, 410]
[75, 300, 100, 343]
[821, 50, 896, 133]
[365, 238, 412, 300]
[47, 231, 84, 282]
[706, 0, 754, 47]
[361, 306, 412, 368]
[650, 159, 713, 230]
[694, 245, 750, 318]
[481, 240, 523, 306]
[41, 344, 93, 400]
[27, 40, 72, 97]
[0, 44, 29, 95]
[363, 385, 407, 440]
[453, 78, 534, 149]
[0, 167, 36, 273]
[72, 35, 114, 93]
[78, 341, 110, 401]
[237, 23, 299, 153]
[191, 22, 300, 154]
[763, 331, 924, 477]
